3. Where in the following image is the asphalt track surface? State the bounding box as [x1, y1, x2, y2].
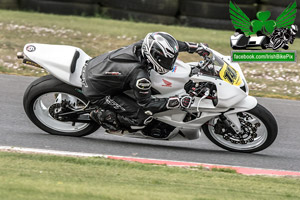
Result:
[1, 74, 300, 172]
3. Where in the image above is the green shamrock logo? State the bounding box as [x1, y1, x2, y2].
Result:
[230, 1, 297, 36]
[251, 11, 276, 35]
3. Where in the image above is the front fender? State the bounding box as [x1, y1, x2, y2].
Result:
[228, 95, 257, 112]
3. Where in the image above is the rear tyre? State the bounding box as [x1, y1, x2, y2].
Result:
[23, 75, 100, 137]
[202, 104, 278, 153]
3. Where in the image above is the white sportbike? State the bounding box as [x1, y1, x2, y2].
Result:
[19, 43, 278, 153]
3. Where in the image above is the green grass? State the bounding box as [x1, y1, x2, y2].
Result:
[0, 151, 300, 200]
[0, 9, 300, 99]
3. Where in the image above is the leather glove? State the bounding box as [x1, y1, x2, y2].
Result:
[180, 95, 194, 109]
[185, 42, 210, 57]
[185, 42, 209, 52]
[166, 96, 180, 109]
[166, 96, 194, 109]
[185, 42, 200, 53]
[197, 48, 210, 57]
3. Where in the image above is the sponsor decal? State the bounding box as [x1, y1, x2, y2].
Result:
[26, 45, 36, 52]
[23, 59, 41, 68]
[105, 72, 122, 75]
[219, 63, 242, 86]
[171, 66, 177, 72]
[136, 78, 151, 90]
[139, 91, 149, 94]
[105, 96, 126, 111]
[174, 45, 179, 53]
[162, 79, 172, 87]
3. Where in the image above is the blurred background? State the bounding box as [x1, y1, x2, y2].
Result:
[1, 0, 299, 31]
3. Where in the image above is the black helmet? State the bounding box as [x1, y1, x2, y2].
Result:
[142, 32, 179, 74]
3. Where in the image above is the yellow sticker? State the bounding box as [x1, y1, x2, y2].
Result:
[219, 63, 242, 86]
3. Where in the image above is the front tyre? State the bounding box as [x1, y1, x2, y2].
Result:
[202, 104, 278, 153]
[23, 75, 100, 137]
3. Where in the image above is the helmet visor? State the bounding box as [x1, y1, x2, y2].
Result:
[150, 48, 177, 70]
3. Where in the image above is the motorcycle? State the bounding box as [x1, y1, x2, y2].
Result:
[268, 26, 298, 50]
[18, 43, 278, 153]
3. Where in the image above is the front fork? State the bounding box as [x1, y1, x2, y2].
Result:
[222, 95, 257, 133]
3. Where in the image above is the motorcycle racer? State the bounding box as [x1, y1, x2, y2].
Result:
[81, 32, 208, 131]
[268, 24, 298, 50]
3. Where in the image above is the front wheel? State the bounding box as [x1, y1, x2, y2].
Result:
[272, 38, 283, 50]
[202, 104, 278, 153]
[23, 75, 100, 137]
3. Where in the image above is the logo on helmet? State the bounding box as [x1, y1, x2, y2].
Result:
[174, 45, 179, 53]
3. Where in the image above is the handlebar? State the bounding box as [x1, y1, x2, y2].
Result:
[197, 43, 211, 59]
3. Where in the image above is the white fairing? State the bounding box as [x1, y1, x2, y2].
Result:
[23, 43, 90, 87]
[150, 59, 190, 97]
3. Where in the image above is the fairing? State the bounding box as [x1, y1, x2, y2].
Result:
[23, 43, 90, 87]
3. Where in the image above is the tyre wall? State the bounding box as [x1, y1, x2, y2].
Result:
[19, 0, 99, 15]
[98, 0, 178, 25]
[0, 0, 19, 9]
[8, 0, 300, 35]
[179, 0, 257, 30]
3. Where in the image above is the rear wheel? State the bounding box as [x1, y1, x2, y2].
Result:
[202, 104, 278, 153]
[23, 75, 100, 136]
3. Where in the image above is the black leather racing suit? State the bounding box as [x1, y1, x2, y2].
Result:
[82, 40, 190, 127]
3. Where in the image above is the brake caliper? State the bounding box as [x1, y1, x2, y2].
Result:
[214, 113, 261, 144]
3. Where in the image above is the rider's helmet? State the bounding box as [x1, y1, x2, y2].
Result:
[142, 32, 179, 74]
[290, 25, 298, 36]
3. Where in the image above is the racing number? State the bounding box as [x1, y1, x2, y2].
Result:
[219, 64, 242, 86]
[223, 65, 236, 84]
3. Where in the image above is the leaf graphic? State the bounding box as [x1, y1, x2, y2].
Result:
[265, 20, 276, 33]
[252, 11, 276, 34]
[251, 20, 263, 33]
[256, 11, 271, 21]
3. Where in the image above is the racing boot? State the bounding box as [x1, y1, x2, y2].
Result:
[117, 113, 153, 131]
[90, 109, 120, 132]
